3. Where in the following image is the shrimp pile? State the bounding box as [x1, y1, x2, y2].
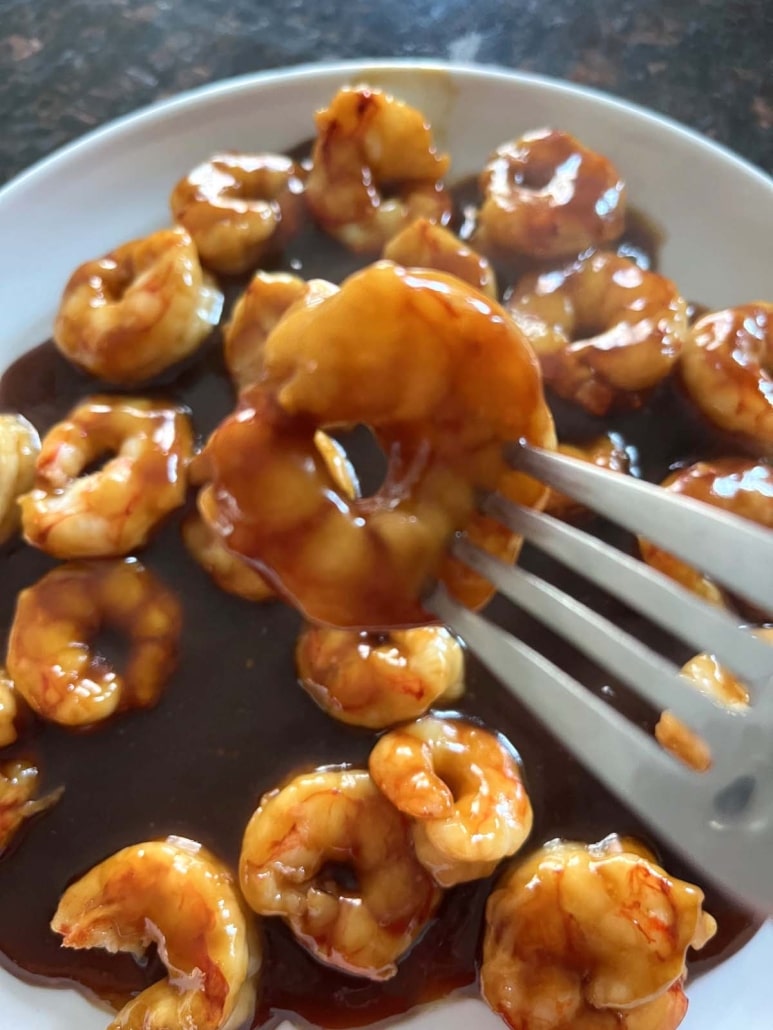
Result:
[383, 217, 497, 298]
[170, 152, 306, 274]
[545, 433, 632, 519]
[239, 768, 441, 980]
[370, 716, 532, 886]
[51, 836, 259, 1030]
[7, 558, 182, 726]
[481, 836, 716, 1030]
[54, 227, 223, 384]
[0, 760, 62, 854]
[0, 413, 40, 545]
[296, 626, 464, 728]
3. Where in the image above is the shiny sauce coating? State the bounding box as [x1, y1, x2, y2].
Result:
[0, 167, 762, 1028]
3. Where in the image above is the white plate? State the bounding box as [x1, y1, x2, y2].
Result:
[0, 59, 771, 1030]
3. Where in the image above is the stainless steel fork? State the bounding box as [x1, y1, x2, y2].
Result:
[426, 443, 773, 913]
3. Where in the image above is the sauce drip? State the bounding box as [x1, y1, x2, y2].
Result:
[0, 168, 762, 1028]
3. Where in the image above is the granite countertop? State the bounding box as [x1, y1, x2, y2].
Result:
[1, 0, 771, 185]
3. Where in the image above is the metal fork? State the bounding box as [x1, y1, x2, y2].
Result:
[426, 442, 773, 914]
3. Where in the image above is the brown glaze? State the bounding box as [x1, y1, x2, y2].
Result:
[0, 172, 762, 1029]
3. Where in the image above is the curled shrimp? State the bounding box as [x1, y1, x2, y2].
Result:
[481, 835, 716, 1030]
[681, 303, 773, 453]
[170, 152, 306, 274]
[369, 716, 532, 886]
[51, 836, 259, 1030]
[474, 129, 626, 259]
[224, 272, 336, 391]
[54, 227, 223, 385]
[545, 433, 632, 520]
[306, 85, 451, 253]
[0, 668, 22, 748]
[383, 217, 497, 298]
[506, 252, 689, 414]
[0, 413, 40, 546]
[0, 759, 63, 854]
[639, 459, 773, 608]
[239, 768, 441, 980]
[7, 558, 182, 727]
[20, 396, 193, 559]
[296, 626, 464, 729]
[201, 261, 556, 628]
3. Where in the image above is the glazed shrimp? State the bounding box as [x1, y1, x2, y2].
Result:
[481, 835, 716, 1030]
[239, 768, 441, 980]
[0, 760, 63, 854]
[201, 261, 555, 627]
[639, 459, 773, 608]
[296, 626, 464, 729]
[475, 129, 626, 258]
[7, 558, 182, 727]
[383, 217, 497, 299]
[54, 227, 223, 385]
[224, 272, 337, 391]
[369, 716, 532, 886]
[545, 433, 633, 519]
[0, 413, 40, 546]
[20, 396, 193, 559]
[0, 668, 21, 748]
[681, 303, 773, 453]
[51, 836, 259, 1030]
[170, 152, 306, 274]
[306, 85, 451, 253]
[507, 252, 689, 415]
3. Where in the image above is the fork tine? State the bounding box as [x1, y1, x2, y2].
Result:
[507, 442, 773, 612]
[452, 535, 738, 739]
[481, 491, 773, 692]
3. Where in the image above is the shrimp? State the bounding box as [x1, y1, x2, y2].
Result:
[681, 303, 773, 453]
[545, 433, 632, 519]
[201, 261, 556, 627]
[481, 835, 716, 1030]
[6, 558, 182, 727]
[369, 716, 532, 886]
[655, 628, 768, 772]
[0, 413, 40, 545]
[54, 227, 223, 385]
[474, 129, 626, 259]
[383, 217, 497, 299]
[51, 836, 259, 1030]
[0, 668, 21, 748]
[20, 396, 194, 559]
[306, 85, 451, 253]
[639, 459, 773, 609]
[506, 252, 689, 415]
[239, 768, 441, 980]
[224, 272, 336, 391]
[296, 626, 464, 729]
[170, 152, 306, 274]
[0, 759, 63, 853]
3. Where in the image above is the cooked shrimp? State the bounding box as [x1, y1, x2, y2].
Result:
[0, 668, 21, 748]
[20, 396, 193, 559]
[51, 836, 258, 1030]
[655, 628, 767, 772]
[170, 152, 306, 274]
[507, 252, 689, 415]
[639, 459, 773, 608]
[383, 217, 497, 298]
[545, 433, 632, 519]
[7, 558, 182, 727]
[306, 86, 451, 253]
[201, 261, 555, 627]
[296, 626, 464, 728]
[1, 759, 63, 853]
[475, 129, 626, 259]
[239, 768, 441, 980]
[0, 413, 40, 545]
[54, 227, 223, 385]
[369, 716, 532, 886]
[481, 835, 716, 1030]
[224, 272, 336, 391]
[681, 303, 773, 453]
[186, 431, 357, 601]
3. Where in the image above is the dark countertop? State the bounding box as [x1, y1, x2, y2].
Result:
[1, 0, 771, 186]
